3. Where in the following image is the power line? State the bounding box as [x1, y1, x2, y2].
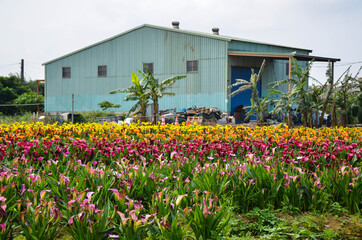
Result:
[26, 61, 42, 65]
[0, 63, 18, 67]
[273, 59, 362, 67]
[311, 63, 360, 67]
[311, 61, 362, 68]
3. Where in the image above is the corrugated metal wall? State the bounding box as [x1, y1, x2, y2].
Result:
[228, 41, 310, 55]
[45, 27, 228, 113]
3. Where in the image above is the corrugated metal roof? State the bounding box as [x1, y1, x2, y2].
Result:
[228, 51, 340, 62]
[43, 24, 313, 65]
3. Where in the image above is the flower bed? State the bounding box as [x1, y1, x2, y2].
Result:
[0, 122, 361, 239]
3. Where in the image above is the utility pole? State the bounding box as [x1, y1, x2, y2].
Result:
[71, 94, 74, 124]
[21, 59, 24, 82]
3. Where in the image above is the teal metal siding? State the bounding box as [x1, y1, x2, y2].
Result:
[45, 26, 228, 113]
[44, 25, 312, 114]
[228, 40, 311, 55]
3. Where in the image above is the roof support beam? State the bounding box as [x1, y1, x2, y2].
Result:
[332, 61, 334, 84]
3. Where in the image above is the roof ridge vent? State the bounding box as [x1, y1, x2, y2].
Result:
[212, 27, 219, 35]
[172, 21, 180, 29]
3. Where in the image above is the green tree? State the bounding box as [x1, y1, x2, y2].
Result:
[110, 72, 150, 121]
[27, 80, 45, 96]
[14, 92, 44, 113]
[229, 59, 268, 125]
[142, 64, 186, 124]
[98, 101, 120, 112]
[332, 67, 361, 126]
[0, 74, 32, 115]
[357, 77, 362, 124]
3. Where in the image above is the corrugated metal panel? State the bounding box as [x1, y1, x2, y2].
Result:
[45, 26, 228, 113]
[43, 24, 311, 65]
[228, 40, 311, 55]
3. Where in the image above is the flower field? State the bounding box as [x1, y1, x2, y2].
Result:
[0, 122, 361, 239]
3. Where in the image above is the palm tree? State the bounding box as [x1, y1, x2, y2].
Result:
[229, 59, 267, 125]
[110, 72, 149, 121]
[141, 64, 186, 124]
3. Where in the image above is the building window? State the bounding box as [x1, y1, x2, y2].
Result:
[286, 62, 289, 76]
[98, 65, 107, 77]
[62, 67, 71, 78]
[187, 60, 198, 73]
[143, 63, 153, 74]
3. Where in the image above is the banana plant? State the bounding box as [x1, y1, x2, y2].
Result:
[229, 59, 267, 125]
[303, 84, 325, 127]
[270, 81, 307, 127]
[110, 72, 150, 122]
[244, 94, 272, 125]
[331, 66, 361, 126]
[141, 63, 186, 124]
[269, 58, 313, 127]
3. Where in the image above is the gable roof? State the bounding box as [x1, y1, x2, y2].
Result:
[43, 24, 312, 65]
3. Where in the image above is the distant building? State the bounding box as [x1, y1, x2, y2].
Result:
[43, 22, 339, 114]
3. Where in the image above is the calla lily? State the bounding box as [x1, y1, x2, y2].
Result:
[117, 211, 130, 226]
[176, 194, 188, 206]
[40, 190, 51, 200]
[0, 223, 6, 234]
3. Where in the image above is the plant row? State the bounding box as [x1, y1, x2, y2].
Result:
[0, 123, 361, 239]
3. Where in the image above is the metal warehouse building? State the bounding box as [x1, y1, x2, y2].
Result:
[43, 22, 339, 115]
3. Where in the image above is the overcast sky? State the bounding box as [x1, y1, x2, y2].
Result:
[0, 0, 361, 84]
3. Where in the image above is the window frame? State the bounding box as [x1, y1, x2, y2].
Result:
[186, 60, 198, 73]
[98, 65, 107, 77]
[143, 63, 154, 74]
[62, 67, 71, 78]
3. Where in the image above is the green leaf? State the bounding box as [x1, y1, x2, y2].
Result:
[250, 97, 254, 106]
[131, 72, 140, 87]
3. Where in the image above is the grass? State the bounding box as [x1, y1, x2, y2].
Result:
[0, 111, 127, 125]
[0, 112, 33, 124]
[224, 210, 361, 240]
[14, 233, 73, 240]
[74, 111, 126, 123]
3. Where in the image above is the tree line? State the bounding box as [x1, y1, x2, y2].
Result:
[0, 74, 44, 115]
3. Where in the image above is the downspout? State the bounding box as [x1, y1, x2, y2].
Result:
[44, 66, 47, 113]
[288, 56, 292, 127]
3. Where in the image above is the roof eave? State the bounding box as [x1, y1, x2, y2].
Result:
[228, 51, 340, 62]
[43, 24, 321, 66]
[43, 24, 151, 65]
